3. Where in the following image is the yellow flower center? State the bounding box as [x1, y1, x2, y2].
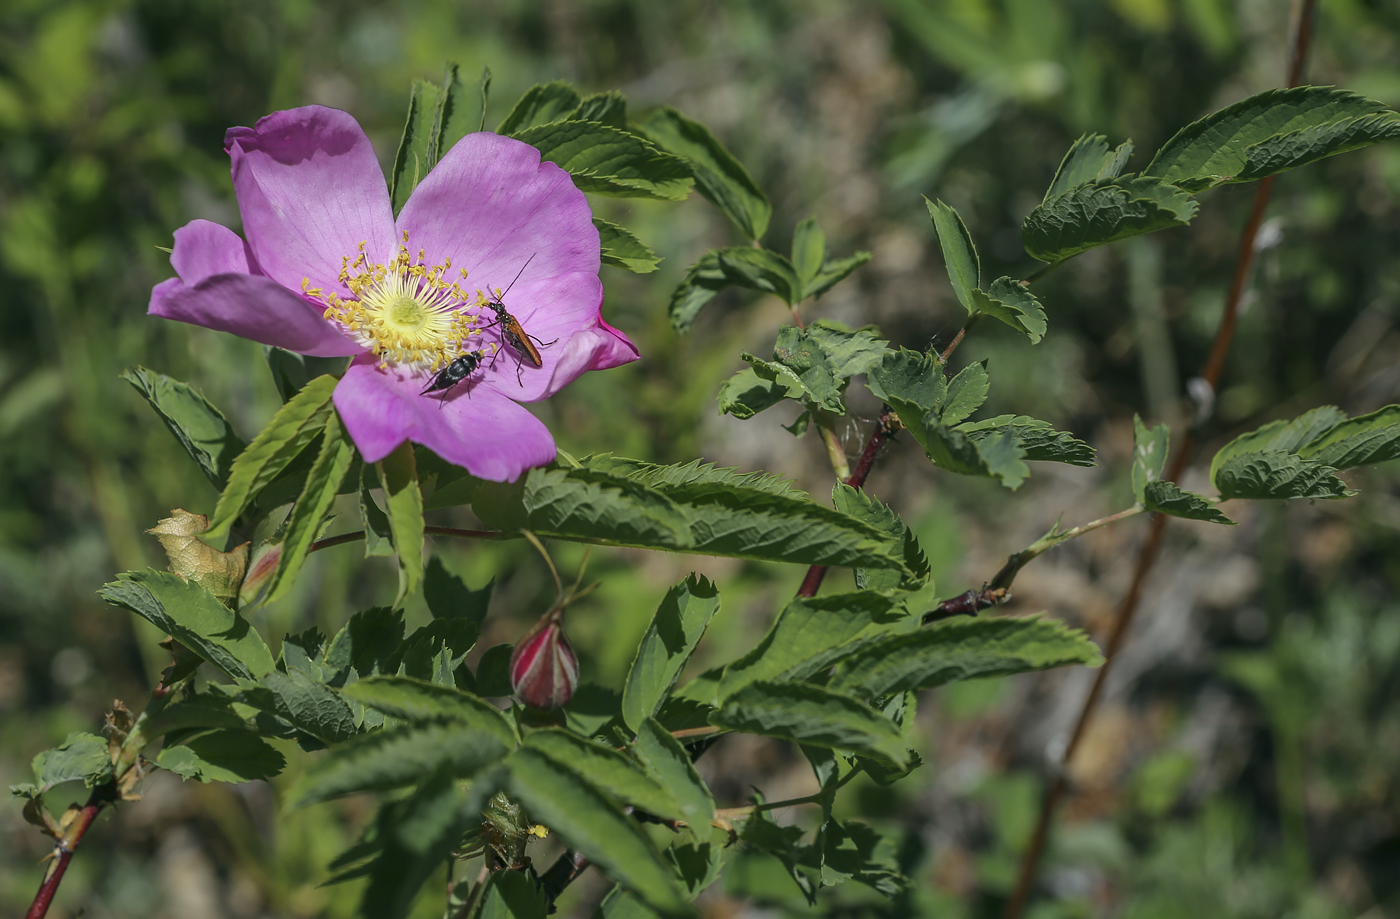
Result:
[309, 234, 492, 371]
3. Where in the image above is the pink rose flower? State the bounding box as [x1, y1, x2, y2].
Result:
[149, 106, 637, 482]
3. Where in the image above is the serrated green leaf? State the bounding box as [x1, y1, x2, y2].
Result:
[1043, 134, 1134, 201]
[582, 455, 806, 498]
[637, 105, 771, 240]
[141, 695, 255, 739]
[1213, 451, 1349, 500]
[475, 462, 905, 571]
[717, 248, 800, 304]
[398, 618, 478, 685]
[1143, 481, 1235, 524]
[237, 669, 358, 745]
[264, 348, 351, 404]
[1238, 112, 1400, 182]
[743, 352, 840, 414]
[737, 810, 817, 902]
[389, 78, 443, 215]
[423, 556, 491, 624]
[359, 464, 395, 557]
[816, 819, 910, 895]
[595, 217, 661, 273]
[668, 248, 803, 328]
[497, 81, 581, 135]
[264, 413, 355, 603]
[99, 570, 274, 680]
[623, 575, 721, 732]
[791, 219, 826, 287]
[28, 733, 112, 793]
[291, 721, 510, 805]
[1144, 87, 1400, 192]
[668, 252, 728, 334]
[739, 321, 879, 417]
[596, 828, 735, 916]
[925, 197, 979, 312]
[324, 606, 405, 680]
[475, 868, 552, 919]
[1208, 406, 1347, 485]
[339, 676, 514, 744]
[940, 361, 989, 425]
[474, 465, 692, 548]
[437, 64, 490, 152]
[634, 719, 715, 826]
[970, 277, 1048, 343]
[955, 415, 1096, 466]
[377, 442, 424, 606]
[676, 486, 903, 569]
[158, 730, 285, 783]
[523, 729, 683, 821]
[717, 367, 789, 420]
[865, 347, 945, 413]
[205, 375, 338, 541]
[505, 748, 692, 917]
[513, 121, 692, 200]
[1132, 415, 1170, 504]
[803, 320, 888, 379]
[829, 615, 1101, 699]
[569, 90, 629, 127]
[122, 367, 245, 490]
[832, 485, 931, 592]
[713, 682, 911, 766]
[1023, 176, 1198, 264]
[895, 411, 1031, 489]
[360, 766, 473, 919]
[803, 251, 872, 301]
[1296, 404, 1400, 470]
[715, 592, 909, 702]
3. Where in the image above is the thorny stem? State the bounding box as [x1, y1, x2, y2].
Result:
[1002, 3, 1317, 915]
[26, 661, 186, 919]
[796, 408, 896, 598]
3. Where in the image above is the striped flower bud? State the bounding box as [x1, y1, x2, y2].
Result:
[509, 612, 578, 709]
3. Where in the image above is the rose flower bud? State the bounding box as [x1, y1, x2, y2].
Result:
[509, 612, 578, 709]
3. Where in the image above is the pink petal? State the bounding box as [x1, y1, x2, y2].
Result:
[334, 355, 556, 482]
[150, 273, 363, 357]
[226, 106, 396, 295]
[470, 272, 638, 402]
[396, 132, 599, 293]
[169, 219, 257, 282]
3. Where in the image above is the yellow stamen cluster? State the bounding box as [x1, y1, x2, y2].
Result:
[314, 234, 489, 371]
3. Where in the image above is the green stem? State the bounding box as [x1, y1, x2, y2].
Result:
[1024, 259, 1066, 284]
[989, 504, 1145, 591]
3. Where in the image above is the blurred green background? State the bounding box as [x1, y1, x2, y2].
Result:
[3, 0, 1400, 916]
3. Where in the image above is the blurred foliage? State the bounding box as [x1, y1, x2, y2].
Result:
[3, 0, 1400, 917]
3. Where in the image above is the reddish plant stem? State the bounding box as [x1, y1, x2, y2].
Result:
[796, 306, 983, 600]
[26, 671, 182, 919]
[1002, 4, 1316, 915]
[25, 787, 113, 919]
[796, 408, 895, 597]
[309, 525, 505, 555]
